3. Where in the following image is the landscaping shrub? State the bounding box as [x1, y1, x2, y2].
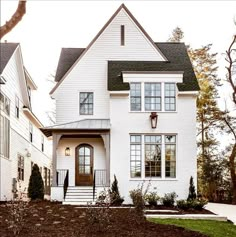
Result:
[109, 175, 124, 206]
[129, 182, 150, 212]
[177, 198, 208, 210]
[28, 164, 44, 200]
[145, 192, 160, 206]
[187, 176, 197, 201]
[161, 192, 177, 207]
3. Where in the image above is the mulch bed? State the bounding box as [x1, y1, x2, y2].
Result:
[0, 201, 208, 237]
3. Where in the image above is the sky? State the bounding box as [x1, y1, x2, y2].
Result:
[1, 0, 236, 126]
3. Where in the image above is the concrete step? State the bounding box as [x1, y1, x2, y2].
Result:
[63, 201, 95, 205]
[64, 198, 94, 202]
[67, 186, 93, 190]
[65, 195, 95, 199]
[66, 189, 96, 194]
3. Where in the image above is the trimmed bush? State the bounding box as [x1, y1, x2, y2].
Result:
[161, 192, 177, 207]
[109, 175, 124, 206]
[187, 176, 197, 201]
[28, 164, 44, 200]
[145, 192, 160, 206]
[177, 198, 208, 210]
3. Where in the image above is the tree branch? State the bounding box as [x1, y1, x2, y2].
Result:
[0, 1, 27, 39]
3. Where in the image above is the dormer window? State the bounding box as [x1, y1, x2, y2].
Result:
[15, 96, 19, 118]
[121, 25, 125, 46]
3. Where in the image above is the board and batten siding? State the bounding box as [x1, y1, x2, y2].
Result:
[54, 8, 165, 124]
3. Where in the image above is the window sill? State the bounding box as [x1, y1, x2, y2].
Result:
[129, 111, 177, 113]
[129, 178, 178, 181]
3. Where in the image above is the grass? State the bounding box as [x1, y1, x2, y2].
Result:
[149, 219, 236, 237]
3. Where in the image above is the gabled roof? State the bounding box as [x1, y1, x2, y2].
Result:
[0, 43, 19, 75]
[108, 43, 199, 91]
[55, 48, 85, 82]
[50, 3, 167, 95]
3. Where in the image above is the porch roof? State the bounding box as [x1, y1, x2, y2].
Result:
[40, 119, 110, 137]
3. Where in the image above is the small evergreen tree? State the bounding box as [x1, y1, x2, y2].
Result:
[187, 176, 197, 201]
[28, 164, 44, 200]
[109, 175, 124, 206]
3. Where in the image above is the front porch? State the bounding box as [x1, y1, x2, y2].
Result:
[41, 119, 110, 203]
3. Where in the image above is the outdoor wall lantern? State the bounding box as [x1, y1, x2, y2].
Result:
[150, 112, 158, 129]
[65, 147, 70, 156]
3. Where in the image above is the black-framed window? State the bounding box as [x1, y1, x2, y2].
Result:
[41, 135, 44, 152]
[145, 135, 162, 177]
[121, 25, 125, 46]
[0, 92, 10, 115]
[145, 83, 161, 111]
[29, 123, 33, 142]
[79, 92, 93, 115]
[165, 83, 176, 111]
[130, 135, 142, 178]
[130, 83, 141, 111]
[15, 96, 19, 118]
[18, 154, 24, 181]
[165, 135, 176, 178]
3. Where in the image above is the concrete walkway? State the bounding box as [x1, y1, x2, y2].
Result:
[206, 202, 236, 224]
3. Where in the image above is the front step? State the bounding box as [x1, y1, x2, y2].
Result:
[63, 186, 97, 205]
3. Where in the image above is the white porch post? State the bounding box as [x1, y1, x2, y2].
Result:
[52, 133, 62, 186]
[101, 133, 110, 186]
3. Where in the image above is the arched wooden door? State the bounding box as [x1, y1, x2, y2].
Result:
[75, 144, 93, 186]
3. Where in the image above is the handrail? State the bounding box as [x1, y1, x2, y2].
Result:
[56, 169, 69, 199]
[93, 169, 107, 201]
[63, 170, 69, 199]
[93, 171, 96, 201]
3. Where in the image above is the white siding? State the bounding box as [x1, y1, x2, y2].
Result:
[54, 8, 164, 124]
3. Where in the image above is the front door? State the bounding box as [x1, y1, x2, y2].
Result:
[75, 144, 93, 186]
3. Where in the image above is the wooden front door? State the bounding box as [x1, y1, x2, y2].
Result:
[75, 144, 93, 186]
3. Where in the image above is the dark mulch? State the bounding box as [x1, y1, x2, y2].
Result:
[0, 201, 207, 237]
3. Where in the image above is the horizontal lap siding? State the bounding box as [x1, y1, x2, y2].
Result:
[55, 9, 164, 124]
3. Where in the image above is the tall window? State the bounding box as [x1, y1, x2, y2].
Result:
[15, 96, 19, 118]
[29, 123, 33, 142]
[130, 83, 141, 111]
[79, 92, 93, 115]
[0, 92, 10, 115]
[165, 135, 176, 178]
[18, 154, 24, 181]
[145, 135, 162, 177]
[165, 83, 176, 111]
[145, 83, 161, 111]
[44, 167, 51, 195]
[41, 135, 44, 152]
[78, 145, 92, 174]
[130, 135, 142, 178]
[0, 115, 10, 158]
[121, 25, 125, 46]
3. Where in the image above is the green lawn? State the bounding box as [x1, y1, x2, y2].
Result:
[149, 218, 236, 237]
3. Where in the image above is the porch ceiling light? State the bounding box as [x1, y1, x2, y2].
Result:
[65, 147, 70, 156]
[150, 112, 158, 129]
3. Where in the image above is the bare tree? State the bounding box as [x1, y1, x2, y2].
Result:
[0, 1, 27, 39]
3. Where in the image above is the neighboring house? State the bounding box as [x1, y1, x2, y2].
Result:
[41, 4, 199, 204]
[0, 43, 51, 200]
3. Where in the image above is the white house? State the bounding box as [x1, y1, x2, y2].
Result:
[0, 43, 51, 200]
[42, 4, 199, 204]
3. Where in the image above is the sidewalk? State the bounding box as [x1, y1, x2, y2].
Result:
[206, 202, 236, 224]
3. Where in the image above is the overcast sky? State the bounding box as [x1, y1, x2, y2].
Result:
[1, 0, 236, 126]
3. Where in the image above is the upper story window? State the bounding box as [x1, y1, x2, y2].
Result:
[79, 92, 93, 115]
[130, 82, 176, 112]
[0, 115, 10, 158]
[29, 123, 33, 142]
[17, 154, 24, 181]
[28, 86, 31, 105]
[41, 135, 44, 152]
[130, 83, 141, 111]
[121, 25, 125, 46]
[15, 96, 19, 118]
[0, 92, 10, 116]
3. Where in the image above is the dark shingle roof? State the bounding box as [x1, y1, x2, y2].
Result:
[54, 42, 199, 92]
[108, 43, 199, 91]
[0, 43, 19, 74]
[55, 48, 85, 82]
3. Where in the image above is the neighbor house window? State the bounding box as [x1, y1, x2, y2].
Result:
[145, 83, 162, 111]
[130, 83, 141, 111]
[29, 123, 33, 142]
[145, 135, 162, 177]
[0, 115, 10, 158]
[165, 83, 176, 111]
[121, 25, 125, 46]
[41, 135, 44, 152]
[15, 96, 19, 118]
[0, 92, 10, 115]
[18, 154, 24, 181]
[79, 92, 93, 115]
[130, 135, 142, 178]
[165, 135, 176, 178]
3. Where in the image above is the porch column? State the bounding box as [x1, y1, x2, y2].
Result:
[52, 133, 62, 186]
[101, 133, 110, 186]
